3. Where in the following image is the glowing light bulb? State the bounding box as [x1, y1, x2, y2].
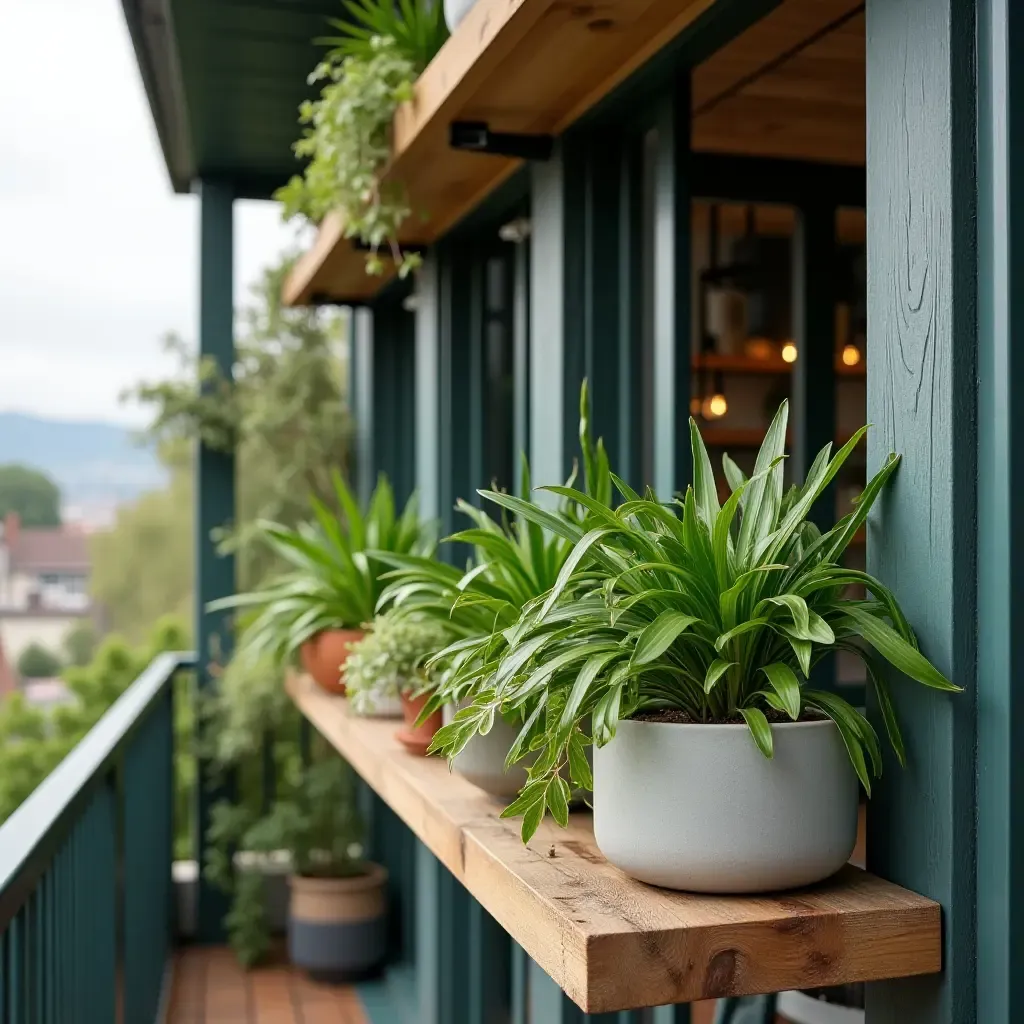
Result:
[841, 343, 862, 367]
[708, 392, 728, 418]
[781, 341, 798, 364]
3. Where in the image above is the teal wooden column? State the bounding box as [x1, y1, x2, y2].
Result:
[653, 72, 691, 499]
[977, 0, 1024, 1018]
[790, 201, 836, 521]
[351, 307, 374, 506]
[864, 0, 977, 1021]
[415, 256, 441, 522]
[195, 179, 235, 942]
[513, 237, 530, 490]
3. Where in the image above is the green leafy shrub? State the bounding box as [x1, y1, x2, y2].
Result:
[16, 642, 62, 679]
[433, 400, 960, 841]
[209, 471, 432, 666]
[317, 0, 448, 72]
[344, 608, 448, 713]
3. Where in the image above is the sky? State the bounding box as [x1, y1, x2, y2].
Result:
[0, 0, 300, 426]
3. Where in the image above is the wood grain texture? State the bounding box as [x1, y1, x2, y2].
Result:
[864, 0, 976, 1021]
[287, 673, 941, 1013]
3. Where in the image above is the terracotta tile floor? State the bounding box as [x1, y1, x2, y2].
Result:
[167, 946, 367, 1024]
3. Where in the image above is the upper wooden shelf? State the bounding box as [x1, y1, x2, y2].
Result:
[693, 353, 866, 378]
[284, 0, 716, 305]
[287, 673, 940, 1013]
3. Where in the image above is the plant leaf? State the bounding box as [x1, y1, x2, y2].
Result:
[760, 662, 801, 720]
[739, 707, 773, 758]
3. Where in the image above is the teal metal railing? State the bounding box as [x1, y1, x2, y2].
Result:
[0, 651, 194, 1024]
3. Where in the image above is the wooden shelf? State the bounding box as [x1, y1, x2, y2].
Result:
[693, 353, 866, 378]
[287, 673, 940, 1013]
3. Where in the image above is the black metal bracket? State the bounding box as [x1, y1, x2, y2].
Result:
[449, 121, 554, 161]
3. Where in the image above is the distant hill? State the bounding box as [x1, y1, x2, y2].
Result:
[0, 413, 165, 508]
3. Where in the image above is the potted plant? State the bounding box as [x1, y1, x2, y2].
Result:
[210, 472, 432, 694]
[379, 386, 605, 793]
[344, 608, 448, 729]
[211, 753, 387, 979]
[435, 400, 960, 893]
[276, 1, 448, 276]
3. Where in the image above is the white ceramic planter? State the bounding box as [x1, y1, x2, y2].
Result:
[444, 0, 477, 30]
[349, 692, 403, 718]
[443, 702, 530, 798]
[593, 718, 857, 893]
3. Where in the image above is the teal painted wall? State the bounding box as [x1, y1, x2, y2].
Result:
[415, 259, 441, 522]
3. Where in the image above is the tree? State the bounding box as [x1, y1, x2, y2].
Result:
[89, 444, 193, 642]
[17, 643, 62, 679]
[0, 464, 61, 527]
[63, 621, 98, 668]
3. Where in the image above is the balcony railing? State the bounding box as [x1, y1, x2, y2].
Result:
[0, 651, 194, 1023]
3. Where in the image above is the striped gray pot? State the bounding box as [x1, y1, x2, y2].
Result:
[287, 864, 388, 981]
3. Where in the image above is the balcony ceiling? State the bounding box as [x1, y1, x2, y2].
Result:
[123, 0, 337, 197]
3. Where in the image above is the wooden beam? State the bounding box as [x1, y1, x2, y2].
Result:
[864, 0, 977, 1020]
[288, 674, 942, 1014]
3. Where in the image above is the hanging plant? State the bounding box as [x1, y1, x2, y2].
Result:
[277, 3, 449, 278]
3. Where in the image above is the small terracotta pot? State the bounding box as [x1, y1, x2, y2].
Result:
[396, 692, 442, 756]
[288, 864, 387, 980]
[300, 628, 365, 695]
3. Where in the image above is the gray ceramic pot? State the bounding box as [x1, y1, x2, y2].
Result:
[288, 864, 388, 980]
[444, 701, 532, 798]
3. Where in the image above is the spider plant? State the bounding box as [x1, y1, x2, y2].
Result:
[433, 400, 960, 842]
[209, 471, 433, 665]
[377, 382, 612, 723]
[317, 0, 449, 74]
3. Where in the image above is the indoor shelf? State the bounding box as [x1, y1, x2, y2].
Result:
[287, 673, 940, 1013]
[692, 353, 866, 378]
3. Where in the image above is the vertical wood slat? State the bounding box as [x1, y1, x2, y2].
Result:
[653, 70, 692, 500]
[513, 238, 531, 493]
[351, 306, 375, 507]
[976, 0, 1024, 1019]
[196, 178, 236, 943]
[415, 257, 442, 522]
[864, 0, 977, 1021]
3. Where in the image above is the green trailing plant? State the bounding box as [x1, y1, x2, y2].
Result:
[344, 608, 448, 713]
[208, 472, 433, 667]
[317, 0, 448, 73]
[433, 399, 961, 842]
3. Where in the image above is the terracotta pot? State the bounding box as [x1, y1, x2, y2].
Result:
[396, 692, 442, 756]
[300, 628, 365, 695]
[288, 864, 387, 980]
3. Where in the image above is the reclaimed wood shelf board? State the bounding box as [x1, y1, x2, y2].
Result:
[287, 673, 940, 1013]
[692, 354, 866, 378]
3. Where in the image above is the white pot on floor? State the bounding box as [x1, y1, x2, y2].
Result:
[443, 701, 532, 798]
[593, 718, 857, 893]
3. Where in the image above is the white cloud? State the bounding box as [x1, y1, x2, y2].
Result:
[0, 0, 298, 425]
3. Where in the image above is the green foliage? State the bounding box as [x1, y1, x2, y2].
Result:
[211, 472, 433, 664]
[432, 399, 961, 842]
[0, 464, 61, 527]
[0, 617, 189, 824]
[317, 0, 448, 73]
[16, 642, 62, 680]
[344, 608, 448, 713]
[274, 38, 421, 277]
[63, 621, 98, 668]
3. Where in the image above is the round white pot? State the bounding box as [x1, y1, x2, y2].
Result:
[593, 718, 857, 893]
[443, 702, 531, 798]
[444, 0, 477, 30]
[348, 692, 404, 719]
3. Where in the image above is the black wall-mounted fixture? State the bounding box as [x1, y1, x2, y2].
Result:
[449, 122, 554, 161]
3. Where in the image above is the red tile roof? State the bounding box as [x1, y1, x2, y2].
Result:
[9, 528, 90, 574]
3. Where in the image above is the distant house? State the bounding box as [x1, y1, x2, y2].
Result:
[0, 512, 93, 663]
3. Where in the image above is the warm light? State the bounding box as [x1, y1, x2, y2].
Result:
[781, 341, 798, 363]
[841, 343, 862, 367]
[701, 393, 728, 420]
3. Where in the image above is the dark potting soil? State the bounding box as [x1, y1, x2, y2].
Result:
[630, 707, 827, 726]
